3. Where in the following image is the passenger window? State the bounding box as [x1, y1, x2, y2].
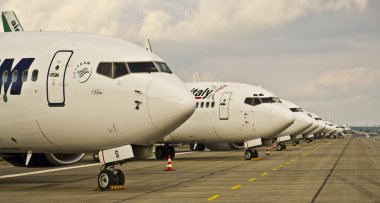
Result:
[206, 102, 209, 108]
[155, 62, 173, 73]
[196, 102, 199, 108]
[22, 70, 28, 82]
[31, 70, 38, 81]
[128, 62, 158, 73]
[211, 101, 215, 108]
[12, 70, 18, 82]
[97, 62, 113, 78]
[200, 102, 204, 108]
[113, 62, 129, 79]
[2, 71, 8, 83]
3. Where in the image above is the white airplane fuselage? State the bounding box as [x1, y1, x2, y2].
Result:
[0, 32, 195, 153]
[163, 82, 295, 144]
[262, 99, 313, 140]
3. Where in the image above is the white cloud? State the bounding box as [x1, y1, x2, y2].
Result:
[2, 0, 368, 42]
[303, 67, 380, 95]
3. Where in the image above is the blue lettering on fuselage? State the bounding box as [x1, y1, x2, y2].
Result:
[0, 58, 35, 95]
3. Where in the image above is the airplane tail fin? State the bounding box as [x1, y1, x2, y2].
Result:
[2, 11, 24, 32]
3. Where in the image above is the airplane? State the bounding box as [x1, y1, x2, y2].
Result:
[155, 82, 295, 160]
[191, 98, 314, 153]
[259, 99, 314, 151]
[0, 31, 195, 190]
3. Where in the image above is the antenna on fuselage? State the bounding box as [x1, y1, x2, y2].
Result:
[143, 38, 153, 52]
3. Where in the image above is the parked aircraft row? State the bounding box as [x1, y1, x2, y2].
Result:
[0, 11, 347, 190]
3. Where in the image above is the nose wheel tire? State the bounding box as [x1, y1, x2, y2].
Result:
[98, 170, 116, 191]
[97, 169, 125, 191]
[115, 169, 125, 185]
[244, 149, 258, 160]
[245, 150, 253, 160]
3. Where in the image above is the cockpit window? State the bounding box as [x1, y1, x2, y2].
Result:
[114, 63, 129, 78]
[97, 62, 113, 78]
[128, 62, 158, 73]
[244, 97, 262, 106]
[155, 62, 172, 74]
[290, 108, 303, 112]
[260, 97, 282, 104]
[97, 62, 129, 79]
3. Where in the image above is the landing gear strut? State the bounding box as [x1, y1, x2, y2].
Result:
[98, 162, 125, 191]
[189, 143, 206, 151]
[155, 145, 175, 160]
[245, 148, 258, 160]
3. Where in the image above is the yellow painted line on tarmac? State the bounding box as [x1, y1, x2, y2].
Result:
[271, 167, 277, 171]
[303, 153, 307, 156]
[285, 161, 290, 164]
[261, 172, 269, 176]
[291, 159, 295, 162]
[208, 195, 220, 201]
[231, 184, 241, 190]
[248, 178, 257, 182]
[251, 158, 261, 161]
[278, 164, 284, 168]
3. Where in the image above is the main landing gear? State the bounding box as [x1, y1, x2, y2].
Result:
[155, 144, 175, 160]
[245, 148, 259, 160]
[98, 162, 125, 191]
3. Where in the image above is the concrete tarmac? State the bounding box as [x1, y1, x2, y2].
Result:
[0, 138, 379, 203]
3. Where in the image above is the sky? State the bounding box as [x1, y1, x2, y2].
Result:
[2, 0, 379, 126]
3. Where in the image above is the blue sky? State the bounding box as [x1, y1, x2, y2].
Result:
[3, 0, 379, 126]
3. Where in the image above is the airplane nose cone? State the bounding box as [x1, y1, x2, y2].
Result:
[147, 75, 195, 132]
[297, 114, 314, 130]
[271, 105, 295, 133]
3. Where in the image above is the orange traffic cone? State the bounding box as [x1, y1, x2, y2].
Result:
[164, 154, 175, 171]
[266, 146, 270, 155]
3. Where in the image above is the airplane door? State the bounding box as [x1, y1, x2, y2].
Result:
[47, 50, 73, 107]
[219, 92, 232, 120]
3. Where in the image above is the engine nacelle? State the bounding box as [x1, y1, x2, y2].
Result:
[0, 153, 85, 167]
[205, 142, 245, 151]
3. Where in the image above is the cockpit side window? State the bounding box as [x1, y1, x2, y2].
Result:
[155, 62, 172, 74]
[97, 62, 113, 78]
[128, 62, 158, 73]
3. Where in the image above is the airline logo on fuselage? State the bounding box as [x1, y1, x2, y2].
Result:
[191, 85, 227, 100]
[0, 58, 35, 95]
[11, 20, 22, 31]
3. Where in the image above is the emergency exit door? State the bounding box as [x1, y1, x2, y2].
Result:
[219, 92, 232, 120]
[47, 50, 73, 107]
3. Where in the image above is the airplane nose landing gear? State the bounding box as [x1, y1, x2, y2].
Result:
[97, 163, 125, 191]
[96, 144, 134, 191]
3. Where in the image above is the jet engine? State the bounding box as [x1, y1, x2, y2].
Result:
[0, 153, 85, 167]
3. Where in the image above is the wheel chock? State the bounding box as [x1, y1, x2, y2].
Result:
[95, 185, 126, 191]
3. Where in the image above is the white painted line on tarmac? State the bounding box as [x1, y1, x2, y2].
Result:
[0, 163, 102, 179]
